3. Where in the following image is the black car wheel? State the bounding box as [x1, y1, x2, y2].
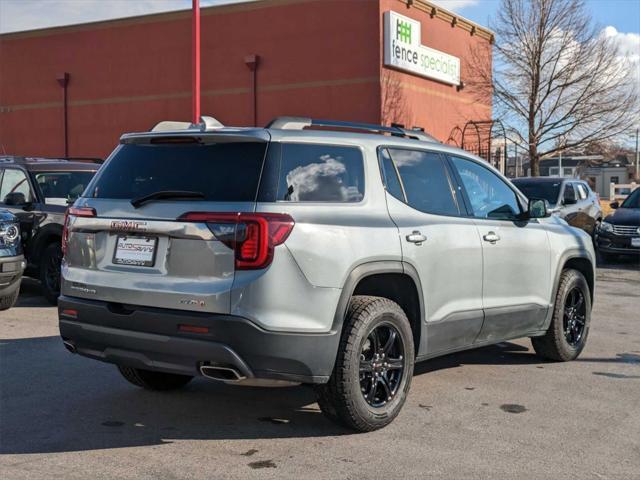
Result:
[532, 269, 591, 361]
[315, 295, 414, 432]
[40, 242, 62, 305]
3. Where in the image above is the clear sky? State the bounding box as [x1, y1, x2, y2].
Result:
[450, 0, 640, 34]
[1, 0, 638, 36]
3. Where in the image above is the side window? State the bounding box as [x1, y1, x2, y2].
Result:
[378, 148, 404, 201]
[563, 183, 576, 203]
[387, 149, 459, 216]
[450, 156, 521, 220]
[277, 143, 364, 202]
[576, 183, 588, 200]
[0, 168, 32, 204]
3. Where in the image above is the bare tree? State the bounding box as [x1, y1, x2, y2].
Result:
[469, 0, 638, 176]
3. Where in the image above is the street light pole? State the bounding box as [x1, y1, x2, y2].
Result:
[192, 0, 201, 124]
[635, 127, 639, 180]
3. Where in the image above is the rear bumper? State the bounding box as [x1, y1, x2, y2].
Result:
[58, 296, 339, 384]
[0, 255, 24, 297]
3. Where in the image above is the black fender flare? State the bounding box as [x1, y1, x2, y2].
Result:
[330, 260, 425, 333]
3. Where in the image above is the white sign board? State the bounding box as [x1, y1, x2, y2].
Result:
[384, 11, 461, 86]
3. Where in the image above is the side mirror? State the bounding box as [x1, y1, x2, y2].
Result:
[528, 198, 549, 219]
[610, 201, 619, 209]
[3, 192, 28, 207]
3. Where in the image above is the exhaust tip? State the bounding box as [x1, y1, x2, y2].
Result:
[62, 340, 77, 354]
[199, 364, 246, 382]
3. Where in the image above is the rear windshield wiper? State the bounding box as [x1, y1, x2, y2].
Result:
[131, 190, 206, 208]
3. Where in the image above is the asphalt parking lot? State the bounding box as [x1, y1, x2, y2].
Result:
[1, 260, 639, 480]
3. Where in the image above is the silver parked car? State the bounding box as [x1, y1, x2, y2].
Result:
[512, 177, 603, 237]
[0, 209, 24, 310]
[59, 117, 596, 431]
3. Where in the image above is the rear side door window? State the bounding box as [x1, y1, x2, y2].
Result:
[385, 148, 459, 216]
[276, 144, 365, 202]
[449, 156, 521, 220]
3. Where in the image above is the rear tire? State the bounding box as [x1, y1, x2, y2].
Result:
[40, 242, 62, 305]
[315, 295, 415, 432]
[117, 366, 193, 391]
[0, 288, 19, 311]
[532, 269, 591, 361]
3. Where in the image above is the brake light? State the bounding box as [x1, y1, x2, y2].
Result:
[62, 207, 96, 256]
[178, 212, 294, 270]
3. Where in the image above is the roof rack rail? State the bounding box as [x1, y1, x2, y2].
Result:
[151, 116, 224, 132]
[265, 117, 437, 142]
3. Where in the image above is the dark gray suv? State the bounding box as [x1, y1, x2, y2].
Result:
[59, 117, 596, 431]
[0, 209, 24, 310]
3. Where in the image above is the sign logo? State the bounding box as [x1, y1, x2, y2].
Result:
[384, 11, 461, 86]
[397, 20, 412, 43]
[110, 220, 148, 232]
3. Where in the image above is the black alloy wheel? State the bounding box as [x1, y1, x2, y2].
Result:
[359, 323, 406, 408]
[563, 287, 586, 347]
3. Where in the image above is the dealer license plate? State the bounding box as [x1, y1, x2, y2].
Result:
[632, 237, 640, 248]
[113, 236, 157, 267]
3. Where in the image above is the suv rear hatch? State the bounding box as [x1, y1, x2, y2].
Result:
[62, 131, 290, 314]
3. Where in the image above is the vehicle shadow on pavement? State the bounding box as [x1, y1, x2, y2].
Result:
[14, 278, 50, 308]
[596, 255, 640, 271]
[0, 335, 348, 455]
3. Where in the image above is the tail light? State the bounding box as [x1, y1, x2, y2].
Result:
[178, 212, 294, 270]
[62, 207, 96, 256]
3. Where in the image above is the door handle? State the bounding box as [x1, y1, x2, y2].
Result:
[406, 231, 427, 245]
[482, 231, 501, 244]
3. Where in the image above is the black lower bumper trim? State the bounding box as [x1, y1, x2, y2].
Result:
[58, 296, 337, 384]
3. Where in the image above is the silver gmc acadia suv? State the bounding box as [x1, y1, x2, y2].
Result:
[59, 117, 596, 432]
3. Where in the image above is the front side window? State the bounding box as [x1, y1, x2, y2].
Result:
[277, 144, 364, 202]
[387, 149, 459, 216]
[34, 171, 96, 206]
[563, 183, 576, 203]
[450, 156, 521, 220]
[0, 168, 32, 204]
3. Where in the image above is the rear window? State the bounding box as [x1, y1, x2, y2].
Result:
[276, 144, 365, 202]
[86, 143, 267, 201]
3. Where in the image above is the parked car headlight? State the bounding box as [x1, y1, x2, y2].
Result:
[0, 222, 20, 246]
[600, 221, 614, 233]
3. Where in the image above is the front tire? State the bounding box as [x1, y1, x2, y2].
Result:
[315, 296, 415, 432]
[118, 366, 193, 391]
[532, 269, 591, 361]
[40, 242, 62, 305]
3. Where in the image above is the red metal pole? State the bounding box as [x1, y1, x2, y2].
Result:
[192, 0, 201, 124]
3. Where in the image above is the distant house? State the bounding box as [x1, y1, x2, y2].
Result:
[524, 155, 604, 178]
[520, 155, 632, 198]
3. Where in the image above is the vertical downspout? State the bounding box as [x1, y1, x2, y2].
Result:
[56, 73, 70, 157]
[192, 0, 201, 124]
[244, 55, 260, 127]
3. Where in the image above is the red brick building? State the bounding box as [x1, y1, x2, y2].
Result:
[0, 0, 493, 159]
